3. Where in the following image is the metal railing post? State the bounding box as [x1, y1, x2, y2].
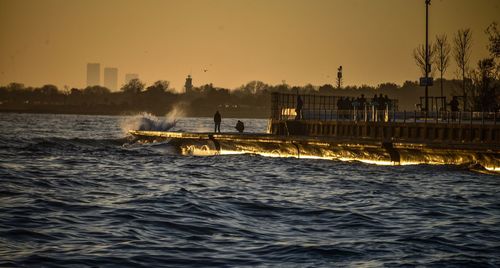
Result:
[364, 104, 366, 122]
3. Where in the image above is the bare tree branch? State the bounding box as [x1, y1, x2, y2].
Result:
[435, 34, 451, 97]
[435, 34, 451, 75]
[413, 43, 436, 77]
[453, 28, 473, 110]
[486, 22, 500, 58]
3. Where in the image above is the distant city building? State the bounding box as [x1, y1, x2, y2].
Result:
[104, 67, 118, 90]
[86, 63, 100, 87]
[184, 75, 193, 94]
[125, 73, 139, 83]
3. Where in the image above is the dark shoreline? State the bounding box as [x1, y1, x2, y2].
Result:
[0, 108, 270, 119]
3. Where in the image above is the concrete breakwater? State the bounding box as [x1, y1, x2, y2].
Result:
[269, 119, 500, 145]
[129, 128, 500, 171]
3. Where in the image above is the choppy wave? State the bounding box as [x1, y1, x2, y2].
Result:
[0, 114, 499, 267]
[121, 112, 177, 133]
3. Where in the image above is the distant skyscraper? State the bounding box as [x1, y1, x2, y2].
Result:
[184, 75, 193, 94]
[86, 63, 100, 87]
[125, 73, 139, 83]
[104, 67, 118, 90]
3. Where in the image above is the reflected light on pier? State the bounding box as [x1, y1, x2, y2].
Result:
[219, 149, 436, 167]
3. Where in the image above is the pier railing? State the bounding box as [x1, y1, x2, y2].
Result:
[270, 92, 398, 119]
[279, 109, 500, 126]
[271, 92, 499, 126]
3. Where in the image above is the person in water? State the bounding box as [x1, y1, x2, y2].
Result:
[214, 110, 221, 133]
[235, 120, 244, 133]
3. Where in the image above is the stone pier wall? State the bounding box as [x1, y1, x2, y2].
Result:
[269, 120, 500, 145]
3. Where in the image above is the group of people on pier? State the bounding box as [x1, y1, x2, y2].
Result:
[337, 94, 393, 112]
[337, 94, 394, 121]
[294, 93, 395, 121]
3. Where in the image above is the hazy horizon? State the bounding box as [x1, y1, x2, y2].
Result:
[1, 0, 498, 91]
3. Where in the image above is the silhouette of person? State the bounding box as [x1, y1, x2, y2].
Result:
[384, 95, 391, 121]
[450, 96, 459, 112]
[295, 95, 303, 120]
[449, 96, 459, 121]
[214, 110, 221, 133]
[378, 94, 385, 109]
[371, 94, 378, 121]
[352, 97, 360, 121]
[372, 94, 378, 107]
[384, 95, 390, 108]
[378, 93, 385, 121]
[235, 120, 244, 133]
[359, 94, 366, 109]
[337, 97, 343, 110]
[337, 97, 345, 119]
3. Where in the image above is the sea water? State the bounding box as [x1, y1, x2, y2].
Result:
[0, 113, 499, 267]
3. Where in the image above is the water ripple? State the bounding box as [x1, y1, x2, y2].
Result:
[0, 114, 499, 267]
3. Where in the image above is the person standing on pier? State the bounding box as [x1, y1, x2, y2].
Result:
[384, 95, 391, 122]
[295, 95, 303, 120]
[449, 96, 459, 121]
[337, 97, 343, 120]
[359, 94, 367, 121]
[214, 110, 222, 133]
[359, 94, 366, 109]
[378, 94, 385, 122]
[371, 94, 379, 122]
[352, 97, 360, 121]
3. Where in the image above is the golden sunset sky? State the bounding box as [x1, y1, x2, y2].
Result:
[0, 0, 498, 91]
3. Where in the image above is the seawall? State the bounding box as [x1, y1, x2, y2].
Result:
[269, 119, 500, 144]
[129, 129, 500, 171]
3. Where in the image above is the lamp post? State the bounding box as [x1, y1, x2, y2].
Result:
[424, 0, 431, 112]
[337, 65, 342, 89]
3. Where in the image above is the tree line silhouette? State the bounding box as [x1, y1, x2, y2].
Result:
[0, 78, 487, 118]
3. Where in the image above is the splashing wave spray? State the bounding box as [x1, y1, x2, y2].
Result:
[121, 106, 186, 134]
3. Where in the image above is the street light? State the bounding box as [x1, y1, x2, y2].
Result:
[424, 0, 431, 112]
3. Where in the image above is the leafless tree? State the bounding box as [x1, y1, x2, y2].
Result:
[413, 43, 436, 77]
[486, 22, 500, 59]
[453, 28, 472, 110]
[485, 22, 500, 81]
[469, 58, 497, 111]
[435, 34, 451, 98]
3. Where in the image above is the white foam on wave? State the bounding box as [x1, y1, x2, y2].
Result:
[121, 106, 186, 134]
